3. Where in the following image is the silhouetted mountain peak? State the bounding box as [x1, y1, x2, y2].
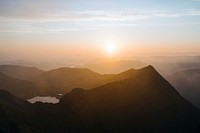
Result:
[117, 65, 156, 77]
[138, 65, 157, 74]
[61, 65, 180, 105]
[1, 66, 200, 133]
[142, 65, 155, 70]
[116, 65, 161, 82]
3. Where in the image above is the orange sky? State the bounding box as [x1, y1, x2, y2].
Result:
[0, 0, 200, 62]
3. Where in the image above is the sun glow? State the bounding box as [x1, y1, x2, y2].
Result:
[104, 41, 118, 56]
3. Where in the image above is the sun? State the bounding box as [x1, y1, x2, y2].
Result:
[104, 41, 118, 56]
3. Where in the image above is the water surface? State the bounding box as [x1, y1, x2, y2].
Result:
[27, 96, 59, 104]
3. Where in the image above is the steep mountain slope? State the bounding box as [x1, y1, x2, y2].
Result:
[82, 60, 146, 74]
[58, 66, 200, 132]
[0, 66, 200, 133]
[167, 69, 200, 108]
[0, 65, 44, 80]
[0, 72, 37, 99]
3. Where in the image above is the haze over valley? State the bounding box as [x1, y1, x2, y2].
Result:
[0, 0, 200, 133]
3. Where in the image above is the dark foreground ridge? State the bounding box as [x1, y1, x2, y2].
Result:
[0, 65, 200, 133]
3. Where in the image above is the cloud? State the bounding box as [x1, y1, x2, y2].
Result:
[0, 9, 200, 34]
[0, 10, 200, 23]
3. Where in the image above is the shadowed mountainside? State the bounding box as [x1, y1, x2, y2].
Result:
[0, 66, 200, 133]
[167, 69, 200, 108]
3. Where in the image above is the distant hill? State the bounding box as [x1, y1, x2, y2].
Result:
[0, 65, 149, 99]
[167, 69, 200, 108]
[31, 67, 139, 95]
[32, 67, 102, 87]
[0, 66, 200, 133]
[82, 60, 146, 74]
[0, 72, 37, 99]
[0, 65, 44, 80]
[32, 67, 108, 94]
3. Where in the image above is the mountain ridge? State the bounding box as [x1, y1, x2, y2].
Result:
[0, 65, 200, 132]
[82, 60, 146, 74]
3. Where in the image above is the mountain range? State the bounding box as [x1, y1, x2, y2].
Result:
[0, 65, 144, 99]
[0, 65, 43, 80]
[0, 66, 200, 133]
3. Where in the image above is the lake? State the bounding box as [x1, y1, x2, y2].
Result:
[27, 96, 59, 104]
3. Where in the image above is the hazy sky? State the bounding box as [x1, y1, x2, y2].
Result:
[0, 0, 200, 61]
